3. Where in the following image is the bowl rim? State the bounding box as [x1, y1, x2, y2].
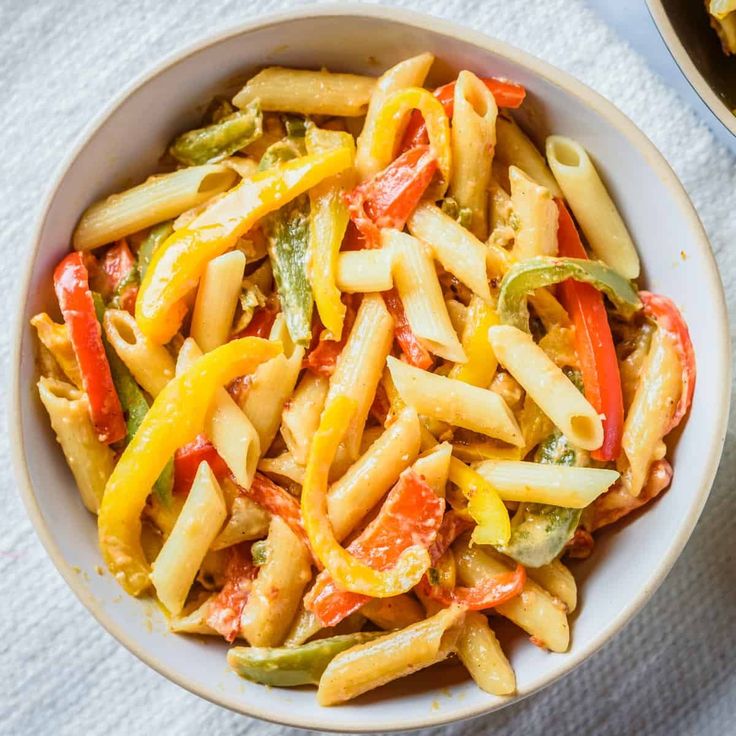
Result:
[9, 3, 732, 731]
[646, 0, 736, 137]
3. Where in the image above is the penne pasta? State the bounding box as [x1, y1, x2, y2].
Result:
[336, 249, 394, 293]
[412, 442, 453, 497]
[495, 115, 562, 197]
[327, 406, 421, 541]
[488, 325, 603, 450]
[326, 293, 394, 464]
[526, 559, 577, 613]
[473, 459, 618, 508]
[317, 605, 465, 705]
[361, 594, 425, 630]
[281, 372, 329, 466]
[385, 229, 465, 362]
[233, 67, 376, 117]
[150, 462, 227, 615]
[73, 165, 237, 251]
[31, 313, 81, 388]
[387, 356, 523, 447]
[454, 539, 569, 652]
[355, 52, 435, 180]
[546, 135, 640, 279]
[37, 377, 115, 514]
[190, 250, 246, 352]
[509, 166, 558, 259]
[103, 309, 175, 397]
[407, 202, 497, 297]
[239, 516, 312, 647]
[620, 328, 682, 497]
[258, 452, 306, 487]
[212, 494, 270, 550]
[449, 71, 498, 240]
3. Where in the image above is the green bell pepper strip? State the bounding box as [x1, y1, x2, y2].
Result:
[138, 221, 174, 282]
[92, 293, 174, 506]
[498, 257, 642, 333]
[227, 631, 385, 687]
[169, 100, 263, 166]
[495, 431, 586, 568]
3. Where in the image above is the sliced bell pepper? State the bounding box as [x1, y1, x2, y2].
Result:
[401, 76, 526, 151]
[98, 337, 281, 596]
[428, 510, 474, 564]
[136, 147, 352, 344]
[205, 542, 258, 642]
[555, 200, 624, 461]
[498, 256, 642, 333]
[301, 396, 436, 598]
[94, 239, 138, 313]
[639, 292, 695, 432]
[305, 468, 445, 626]
[418, 562, 526, 610]
[382, 287, 433, 369]
[174, 435, 230, 495]
[346, 145, 438, 245]
[236, 472, 313, 558]
[54, 252, 126, 444]
[303, 296, 357, 378]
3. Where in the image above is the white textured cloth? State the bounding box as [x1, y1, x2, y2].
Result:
[1, 1, 735, 734]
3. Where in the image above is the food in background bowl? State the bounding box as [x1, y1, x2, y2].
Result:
[707, 0, 736, 54]
[31, 51, 696, 707]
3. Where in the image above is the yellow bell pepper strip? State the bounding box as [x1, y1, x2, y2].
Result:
[306, 126, 355, 339]
[498, 256, 642, 333]
[304, 468, 444, 626]
[368, 86, 451, 200]
[449, 457, 511, 546]
[448, 296, 500, 387]
[136, 148, 353, 344]
[98, 337, 281, 596]
[301, 395, 436, 598]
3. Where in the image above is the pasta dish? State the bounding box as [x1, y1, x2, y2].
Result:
[708, 0, 736, 53]
[32, 54, 695, 706]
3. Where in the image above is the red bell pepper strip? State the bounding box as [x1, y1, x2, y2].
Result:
[345, 146, 437, 245]
[100, 239, 138, 314]
[304, 296, 357, 378]
[53, 252, 126, 444]
[305, 470, 444, 627]
[382, 288, 433, 370]
[232, 301, 279, 340]
[639, 292, 696, 432]
[418, 563, 526, 610]
[401, 77, 526, 151]
[205, 543, 258, 642]
[428, 511, 474, 564]
[173, 435, 230, 495]
[236, 472, 315, 559]
[555, 199, 624, 461]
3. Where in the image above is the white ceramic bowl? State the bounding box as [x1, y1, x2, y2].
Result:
[10, 4, 731, 731]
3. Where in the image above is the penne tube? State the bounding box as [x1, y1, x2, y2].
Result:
[212, 494, 270, 550]
[190, 250, 246, 352]
[361, 594, 425, 630]
[336, 249, 394, 293]
[473, 459, 618, 508]
[150, 462, 227, 614]
[355, 52, 435, 180]
[407, 203, 496, 298]
[37, 377, 115, 514]
[177, 338, 261, 487]
[495, 115, 562, 197]
[526, 559, 577, 613]
[31, 313, 81, 388]
[73, 165, 237, 251]
[449, 71, 498, 240]
[233, 67, 376, 117]
[103, 309, 175, 397]
[445, 299, 468, 335]
[454, 539, 569, 652]
[387, 356, 523, 447]
[456, 611, 516, 695]
[384, 229, 465, 362]
[317, 605, 465, 706]
[281, 372, 329, 466]
[546, 135, 640, 279]
[412, 442, 453, 497]
[327, 406, 421, 540]
[239, 515, 312, 646]
[620, 328, 682, 497]
[509, 166, 559, 259]
[258, 452, 306, 486]
[489, 325, 603, 450]
[168, 596, 220, 636]
[326, 293, 394, 463]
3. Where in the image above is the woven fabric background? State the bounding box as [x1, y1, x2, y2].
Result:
[1, 1, 734, 734]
